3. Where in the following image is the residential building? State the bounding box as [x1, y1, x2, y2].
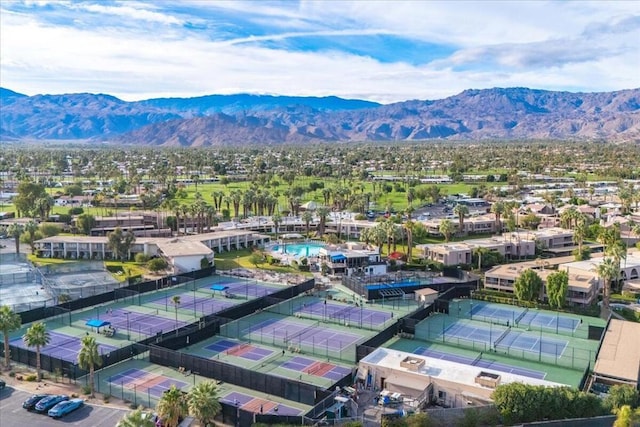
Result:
[592, 319, 640, 389]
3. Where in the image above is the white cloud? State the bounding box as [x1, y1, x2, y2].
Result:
[1, 0, 638, 102]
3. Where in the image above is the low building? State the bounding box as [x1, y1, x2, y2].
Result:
[318, 243, 386, 277]
[484, 263, 599, 306]
[593, 319, 640, 388]
[560, 250, 640, 284]
[416, 235, 535, 267]
[357, 348, 563, 408]
[414, 288, 438, 305]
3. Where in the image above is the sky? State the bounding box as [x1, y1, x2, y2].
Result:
[1, 0, 639, 103]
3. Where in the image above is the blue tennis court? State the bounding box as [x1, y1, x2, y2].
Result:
[496, 330, 568, 357]
[518, 310, 580, 332]
[469, 302, 524, 325]
[150, 293, 236, 316]
[442, 322, 508, 346]
[413, 347, 546, 380]
[202, 279, 281, 298]
[10, 331, 116, 363]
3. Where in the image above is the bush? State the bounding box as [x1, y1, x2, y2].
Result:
[25, 374, 38, 382]
[81, 384, 92, 395]
[147, 257, 168, 272]
[103, 394, 111, 403]
[135, 253, 150, 263]
[68, 207, 84, 215]
[39, 223, 62, 237]
[9, 371, 15, 377]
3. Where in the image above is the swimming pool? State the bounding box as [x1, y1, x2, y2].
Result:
[271, 242, 325, 257]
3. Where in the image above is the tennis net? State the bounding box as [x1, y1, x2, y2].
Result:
[515, 308, 528, 325]
[471, 353, 482, 366]
[493, 327, 511, 347]
[284, 321, 320, 344]
[329, 306, 354, 320]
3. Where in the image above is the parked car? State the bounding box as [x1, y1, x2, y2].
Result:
[0, 379, 6, 390]
[48, 398, 84, 418]
[23, 394, 51, 410]
[35, 395, 68, 413]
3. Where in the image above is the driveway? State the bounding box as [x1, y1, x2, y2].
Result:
[0, 386, 129, 427]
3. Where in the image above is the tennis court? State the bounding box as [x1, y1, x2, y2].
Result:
[204, 339, 274, 361]
[294, 301, 392, 326]
[496, 330, 568, 357]
[281, 356, 351, 381]
[149, 293, 236, 316]
[221, 391, 303, 415]
[203, 279, 282, 298]
[10, 331, 117, 363]
[457, 300, 580, 333]
[442, 322, 509, 347]
[242, 318, 362, 352]
[108, 367, 188, 398]
[413, 346, 546, 380]
[97, 308, 185, 337]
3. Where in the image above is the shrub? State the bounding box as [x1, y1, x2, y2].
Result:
[103, 394, 111, 403]
[68, 207, 84, 215]
[40, 223, 62, 237]
[9, 371, 15, 377]
[25, 374, 38, 382]
[135, 253, 150, 263]
[148, 257, 168, 272]
[81, 384, 92, 395]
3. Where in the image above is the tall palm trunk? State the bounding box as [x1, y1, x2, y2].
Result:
[36, 345, 41, 380]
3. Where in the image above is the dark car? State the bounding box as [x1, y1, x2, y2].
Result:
[34, 395, 68, 413]
[23, 394, 51, 410]
[0, 379, 6, 389]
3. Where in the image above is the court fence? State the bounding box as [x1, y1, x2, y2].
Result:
[416, 316, 596, 370]
[148, 344, 333, 406]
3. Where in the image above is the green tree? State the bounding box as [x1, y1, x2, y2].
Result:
[77, 335, 103, 396]
[301, 210, 314, 237]
[439, 219, 454, 243]
[148, 257, 168, 272]
[514, 269, 542, 302]
[271, 211, 282, 240]
[13, 180, 47, 218]
[491, 201, 505, 234]
[77, 214, 96, 235]
[106, 227, 136, 260]
[156, 384, 188, 427]
[249, 251, 265, 268]
[614, 405, 640, 427]
[171, 296, 181, 333]
[546, 270, 569, 309]
[23, 220, 39, 253]
[187, 381, 222, 425]
[23, 322, 50, 380]
[116, 406, 156, 427]
[453, 204, 469, 235]
[605, 385, 640, 414]
[7, 223, 24, 254]
[595, 257, 618, 318]
[0, 305, 21, 369]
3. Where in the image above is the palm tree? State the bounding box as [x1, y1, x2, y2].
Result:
[187, 381, 222, 426]
[271, 212, 282, 240]
[301, 210, 313, 237]
[453, 204, 469, 236]
[7, 223, 24, 254]
[24, 220, 39, 254]
[491, 201, 505, 234]
[573, 216, 589, 260]
[316, 206, 330, 237]
[403, 220, 415, 262]
[0, 305, 21, 369]
[171, 296, 181, 334]
[116, 406, 156, 427]
[23, 322, 50, 380]
[595, 257, 618, 319]
[77, 335, 103, 396]
[439, 219, 454, 243]
[157, 384, 188, 427]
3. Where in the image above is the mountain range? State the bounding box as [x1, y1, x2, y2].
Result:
[1, 87, 639, 144]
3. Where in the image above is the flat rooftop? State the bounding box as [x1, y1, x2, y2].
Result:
[594, 319, 640, 385]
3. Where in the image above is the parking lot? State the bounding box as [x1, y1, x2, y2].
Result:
[0, 386, 129, 427]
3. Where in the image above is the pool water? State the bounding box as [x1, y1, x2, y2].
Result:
[271, 243, 324, 257]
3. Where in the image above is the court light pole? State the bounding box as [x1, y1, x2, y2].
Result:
[192, 268, 197, 319]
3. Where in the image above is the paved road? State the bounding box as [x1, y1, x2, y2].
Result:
[0, 386, 129, 427]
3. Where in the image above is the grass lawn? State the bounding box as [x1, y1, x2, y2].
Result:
[214, 248, 312, 275]
[103, 260, 149, 282]
[26, 254, 73, 267]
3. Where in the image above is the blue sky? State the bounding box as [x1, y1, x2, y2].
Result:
[1, 0, 638, 103]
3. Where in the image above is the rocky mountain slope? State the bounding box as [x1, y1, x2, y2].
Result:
[1, 87, 638, 144]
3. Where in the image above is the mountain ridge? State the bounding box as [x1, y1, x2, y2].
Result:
[1, 87, 638, 144]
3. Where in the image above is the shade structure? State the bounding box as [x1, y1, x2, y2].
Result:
[85, 319, 111, 328]
[210, 284, 229, 292]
